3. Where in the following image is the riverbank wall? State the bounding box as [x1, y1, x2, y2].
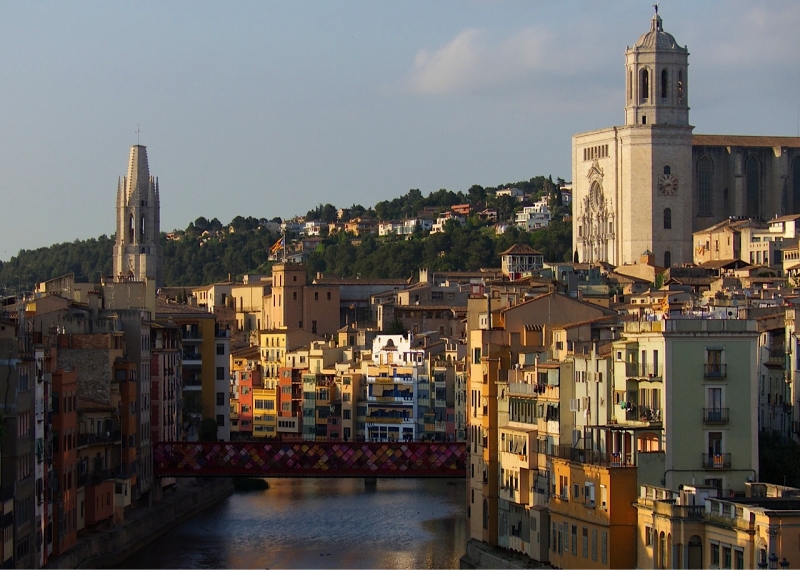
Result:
[460, 539, 551, 569]
[45, 477, 234, 569]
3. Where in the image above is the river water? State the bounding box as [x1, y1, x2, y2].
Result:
[117, 478, 468, 569]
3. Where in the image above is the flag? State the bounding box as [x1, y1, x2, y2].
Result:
[270, 235, 285, 254]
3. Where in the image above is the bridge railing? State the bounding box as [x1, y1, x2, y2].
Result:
[154, 441, 467, 478]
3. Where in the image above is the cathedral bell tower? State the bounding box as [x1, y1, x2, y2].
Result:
[112, 145, 163, 286]
[624, 9, 690, 127]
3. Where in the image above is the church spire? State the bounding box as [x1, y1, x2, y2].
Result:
[113, 144, 163, 287]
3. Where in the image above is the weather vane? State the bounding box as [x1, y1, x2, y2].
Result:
[136, 124, 141, 145]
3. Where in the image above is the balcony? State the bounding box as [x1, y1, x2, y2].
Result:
[702, 453, 731, 470]
[767, 348, 786, 367]
[703, 408, 729, 425]
[89, 469, 114, 485]
[550, 444, 635, 468]
[625, 405, 662, 423]
[182, 352, 202, 364]
[77, 430, 122, 448]
[625, 363, 663, 379]
[704, 364, 727, 379]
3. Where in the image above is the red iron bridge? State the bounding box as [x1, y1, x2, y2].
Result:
[154, 441, 467, 478]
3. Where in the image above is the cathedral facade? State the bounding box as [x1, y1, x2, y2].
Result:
[572, 10, 800, 268]
[112, 145, 163, 286]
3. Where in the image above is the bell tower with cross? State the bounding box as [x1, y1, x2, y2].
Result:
[112, 137, 163, 287]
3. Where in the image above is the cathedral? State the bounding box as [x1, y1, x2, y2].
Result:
[572, 9, 800, 267]
[112, 144, 163, 286]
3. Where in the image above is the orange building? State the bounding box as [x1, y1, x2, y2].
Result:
[547, 456, 638, 569]
[51, 369, 78, 556]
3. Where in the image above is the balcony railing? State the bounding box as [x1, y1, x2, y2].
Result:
[704, 364, 727, 379]
[703, 408, 729, 425]
[78, 430, 122, 447]
[625, 405, 662, 422]
[625, 363, 663, 378]
[550, 444, 635, 468]
[702, 453, 731, 470]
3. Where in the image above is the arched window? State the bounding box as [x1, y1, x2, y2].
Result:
[792, 157, 800, 214]
[129, 214, 135, 243]
[140, 214, 146, 240]
[664, 165, 671, 175]
[746, 156, 760, 217]
[664, 208, 672, 229]
[640, 69, 649, 102]
[661, 69, 668, 100]
[677, 70, 684, 102]
[698, 156, 713, 216]
[628, 71, 632, 101]
[664, 251, 672, 268]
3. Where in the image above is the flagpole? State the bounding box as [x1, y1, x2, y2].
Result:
[282, 231, 286, 263]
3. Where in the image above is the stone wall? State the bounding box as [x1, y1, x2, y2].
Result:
[460, 539, 549, 569]
[45, 478, 234, 569]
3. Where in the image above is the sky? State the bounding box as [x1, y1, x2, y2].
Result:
[1, 0, 799, 260]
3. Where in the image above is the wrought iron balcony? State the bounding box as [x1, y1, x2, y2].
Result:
[704, 364, 727, 379]
[703, 408, 730, 425]
[702, 453, 731, 470]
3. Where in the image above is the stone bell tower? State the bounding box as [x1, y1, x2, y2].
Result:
[112, 145, 163, 286]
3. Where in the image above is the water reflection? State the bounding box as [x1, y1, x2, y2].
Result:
[117, 478, 467, 569]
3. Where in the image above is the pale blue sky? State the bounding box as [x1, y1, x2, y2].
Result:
[1, 0, 799, 259]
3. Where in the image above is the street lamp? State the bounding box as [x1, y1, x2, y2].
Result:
[769, 553, 778, 570]
[779, 558, 789, 569]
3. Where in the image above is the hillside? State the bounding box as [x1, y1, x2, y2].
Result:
[0, 177, 571, 292]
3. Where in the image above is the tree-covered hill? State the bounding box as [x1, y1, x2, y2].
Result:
[0, 176, 571, 292]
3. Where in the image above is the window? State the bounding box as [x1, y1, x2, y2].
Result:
[293, 292, 297, 300]
[216, 343, 225, 355]
[216, 414, 225, 427]
[216, 392, 224, 406]
[723, 546, 732, 569]
[645, 526, 653, 546]
[628, 70, 632, 101]
[585, 481, 595, 506]
[601, 531, 607, 564]
[592, 528, 597, 561]
[640, 68, 649, 101]
[698, 156, 713, 215]
[711, 542, 720, 567]
[746, 156, 760, 217]
[582, 527, 588, 558]
[314, 292, 319, 301]
[734, 549, 744, 569]
[327, 292, 331, 300]
[663, 208, 672, 229]
[343, 410, 351, 419]
[677, 70, 684, 101]
[661, 68, 668, 100]
[571, 525, 578, 555]
[216, 367, 225, 380]
[664, 250, 671, 268]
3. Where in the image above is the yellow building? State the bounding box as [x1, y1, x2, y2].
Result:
[263, 263, 340, 336]
[259, 329, 318, 388]
[636, 482, 800, 569]
[155, 301, 227, 439]
[548, 457, 638, 569]
[252, 387, 278, 438]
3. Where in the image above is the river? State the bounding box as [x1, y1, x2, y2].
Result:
[117, 478, 468, 569]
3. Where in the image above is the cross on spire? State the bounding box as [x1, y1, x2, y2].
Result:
[136, 124, 142, 145]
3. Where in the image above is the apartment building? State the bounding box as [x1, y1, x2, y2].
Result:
[155, 301, 229, 441]
[612, 319, 759, 494]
